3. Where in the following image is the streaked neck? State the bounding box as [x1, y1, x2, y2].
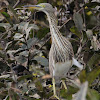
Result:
[46, 12, 62, 43]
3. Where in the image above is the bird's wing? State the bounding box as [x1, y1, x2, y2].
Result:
[49, 44, 55, 77]
[62, 37, 74, 60]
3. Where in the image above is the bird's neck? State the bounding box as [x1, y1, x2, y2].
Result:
[46, 12, 62, 43]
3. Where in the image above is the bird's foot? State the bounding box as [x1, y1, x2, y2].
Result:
[53, 95, 60, 100]
[50, 95, 60, 100]
[61, 80, 67, 90]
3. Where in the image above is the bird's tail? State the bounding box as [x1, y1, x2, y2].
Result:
[72, 58, 83, 70]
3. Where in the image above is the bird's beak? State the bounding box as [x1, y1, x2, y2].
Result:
[23, 5, 41, 10]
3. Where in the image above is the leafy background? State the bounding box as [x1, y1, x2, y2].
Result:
[0, 0, 100, 100]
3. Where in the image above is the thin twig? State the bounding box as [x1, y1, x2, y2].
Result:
[82, 0, 86, 30]
[39, 36, 51, 50]
[0, 27, 13, 41]
[13, 0, 20, 8]
[60, 17, 72, 29]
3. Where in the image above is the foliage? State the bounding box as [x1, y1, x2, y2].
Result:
[0, 0, 100, 100]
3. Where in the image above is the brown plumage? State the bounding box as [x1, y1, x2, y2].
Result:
[24, 3, 83, 99]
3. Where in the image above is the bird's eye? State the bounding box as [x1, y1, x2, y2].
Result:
[41, 5, 45, 8]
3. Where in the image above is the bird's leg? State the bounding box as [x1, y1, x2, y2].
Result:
[61, 80, 67, 90]
[52, 77, 60, 100]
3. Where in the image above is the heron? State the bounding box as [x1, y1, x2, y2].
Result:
[23, 3, 83, 99]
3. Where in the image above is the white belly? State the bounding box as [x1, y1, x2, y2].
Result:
[53, 60, 72, 77]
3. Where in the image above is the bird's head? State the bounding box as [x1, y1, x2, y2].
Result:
[23, 3, 54, 13]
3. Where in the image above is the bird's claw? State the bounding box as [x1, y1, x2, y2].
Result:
[53, 95, 60, 100]
[50, 95, 60, 100]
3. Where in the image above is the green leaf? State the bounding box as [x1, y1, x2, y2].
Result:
[15, 55, 27, 64]
[60, 86, 79, 99]
[57, 1, 63, 6]
[0, 23, 11, 28]
[0, 74, 10, 79]
[87, 89, 100, 100]
[36, 28, 49, 39]
[1, 12, 13, 25]
[0, 82, 6, 88]
[20, 38, 38, 50]
[60, 89, 68, 99]
[1, 12, 10, 18]
[0, 90, 8, 99]
[13, 33, 23, 40]
[84, 2, 100, 8]
[86, 29, 93, 39]
[34, 56, 49, 67]
[8, 88, 19, 100]
[87, 53, 100, 68]
[17, 74, 33, 82]
[0, 61, 9, 73]
[5, 41, 18, 50]
[73, 12, 83, 32]
[79, 70, 87, 83]
[86, 66, 100, 85]
[67, 86, 79, 95]
[35, 80, 43, 91]
[70, 26, 81, 37]
[23, 95, 35, 100]
[0, 51, 6, 58]
[0, 77, 13, 82]
[8, 5, 19, 23]
[0, 26, 6, 33]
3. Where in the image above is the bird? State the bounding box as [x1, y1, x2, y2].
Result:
[23, 3, 83, 99]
